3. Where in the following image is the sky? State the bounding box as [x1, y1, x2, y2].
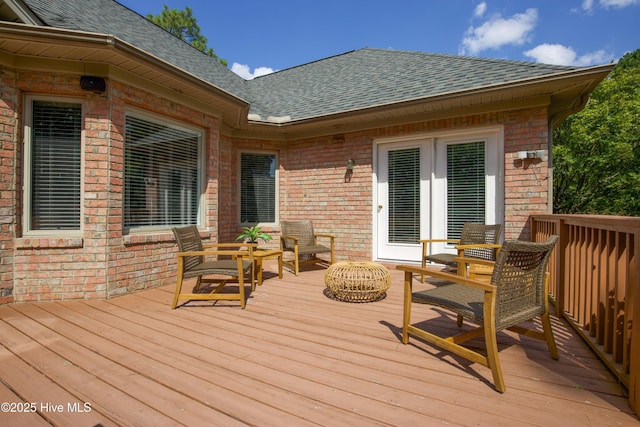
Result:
[118, 0, 640, 80]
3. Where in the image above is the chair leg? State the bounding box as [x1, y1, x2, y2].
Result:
[293, 246, 300, 276]
[483, 316, 506, 393]
[238, 272, 246, 310]
[541, 311, 559, 359]
[171, 275, 185, 309]
[402, 271, 413, 344]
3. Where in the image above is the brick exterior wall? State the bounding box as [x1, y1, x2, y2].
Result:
[220, 109, 550, 264]
[0, 68, 18, 304]
[0, 67, 550, 303]
[1, 70, 221, 303]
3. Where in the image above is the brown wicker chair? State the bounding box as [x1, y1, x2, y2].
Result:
[419, 223, 503, 282]
[171, 226, 255, 309]
[280, 220, 335, 275]
[397, 236, 559, 392]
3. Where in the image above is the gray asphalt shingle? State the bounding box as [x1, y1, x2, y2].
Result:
[20, 0, 582, 122]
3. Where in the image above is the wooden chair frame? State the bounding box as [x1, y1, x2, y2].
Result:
[172, 226, 256, 309]
[398, 237, 559, 392]
[420, 223, 503, 282]
[280, 220, 335, 275]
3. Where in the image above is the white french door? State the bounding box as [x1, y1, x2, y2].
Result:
[376, 139, 431, 261]
[374, 128, 503, 263]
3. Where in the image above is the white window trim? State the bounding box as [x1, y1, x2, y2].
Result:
[124, 107, 205, 232]
[22, 94, 85, 236]
[237, 149, 279, 227]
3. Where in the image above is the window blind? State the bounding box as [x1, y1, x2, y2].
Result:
[447, 142, 485, 239]
[240, 153, 276, 223]
[124, 115, 200, 228]
[30, 101, 82, 230]
[388, 147, 420, 243]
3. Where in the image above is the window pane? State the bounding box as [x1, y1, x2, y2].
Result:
[124, 116, 200, 228]
[240, 153, 276, 223]
[388, 147, 420, 243]
[31, 101, 82, 230]
[447, 142, 485, 239]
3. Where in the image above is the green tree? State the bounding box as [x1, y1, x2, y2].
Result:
[147, 5, 227, 66]
[553, 49, 640, 215]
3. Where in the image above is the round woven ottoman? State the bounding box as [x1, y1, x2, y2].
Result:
[324, 261, 391, 303]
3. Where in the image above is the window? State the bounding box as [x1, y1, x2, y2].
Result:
[24, 98, 82, 233]
[239, 152, 277, 224]
[446, 141, 485, 239]
[124, 113, 202, 229]
[388, 147, 420, 243]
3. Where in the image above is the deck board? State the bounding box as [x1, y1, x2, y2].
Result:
[0, 261, 638, 426]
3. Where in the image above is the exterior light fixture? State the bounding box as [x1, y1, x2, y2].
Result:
[346, 159, 356, 170]
[516, 150, 548, 161]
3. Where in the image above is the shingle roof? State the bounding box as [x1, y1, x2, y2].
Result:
[19, 0, 585, 123]
[245, 48, 578, 121]
[21, 0, 250, 101]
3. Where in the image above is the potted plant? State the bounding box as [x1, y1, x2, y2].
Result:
[235, 225, 272, 244]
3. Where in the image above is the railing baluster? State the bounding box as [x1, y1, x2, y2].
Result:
[530, 214, 639, 416]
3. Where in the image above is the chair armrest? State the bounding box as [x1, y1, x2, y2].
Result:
[280, 234, 299, 243]
[314, 233, 334, 238]
[314, 233, 335, 242]
[419, 239, 460, 244]
[453, 256, 496, 268]
[455, 243, 502, 251]
[202, 243, 257, 250]
[453, 256, 496, 280]
[396, 264, 496, 292]
[177, 249, 251, 258]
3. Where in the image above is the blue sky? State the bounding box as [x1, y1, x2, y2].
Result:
[118, 0, 639, 79]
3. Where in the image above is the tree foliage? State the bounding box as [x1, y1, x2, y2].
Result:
[553, 49, 640, 215]
[146, 5, 227, 66]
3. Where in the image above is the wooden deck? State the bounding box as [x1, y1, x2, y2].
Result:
[1, 261, 638, 427]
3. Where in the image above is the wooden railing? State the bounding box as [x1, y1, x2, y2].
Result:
[530, 214, 640, 415]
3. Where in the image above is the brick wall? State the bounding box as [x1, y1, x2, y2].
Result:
[1, 66, 550, 303]
[0, 68, 18, 304]
[220, 108, 550, 263]
[5, 71, 221, 303]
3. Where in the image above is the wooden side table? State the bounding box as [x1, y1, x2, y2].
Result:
[253, 249, 283, 287]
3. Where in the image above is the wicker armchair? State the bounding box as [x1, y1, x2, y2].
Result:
[419, 223, 503, 281]
[171, 226, 255, 309]
[397, 236, 559, 392]
[280, 220, 335, 275]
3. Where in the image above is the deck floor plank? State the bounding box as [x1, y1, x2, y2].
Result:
[0, 262, 638, 426]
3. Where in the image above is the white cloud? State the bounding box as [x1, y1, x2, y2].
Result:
[230, 63, 275, 80]
[599, 0, 640, 8]
[474, 2, 487, 18]
[581, 0, 595, 12]
[523, 43, 610, 66]
[459, 8, 538, 55]
[582, 0, 639, 12]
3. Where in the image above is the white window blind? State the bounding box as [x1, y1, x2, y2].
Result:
[124, 115, 200, 228]
[447, 142, 485, 239]
[30, 100, 82, 230]
[388, 147, 420, 243]
[240, 153, 276, 224]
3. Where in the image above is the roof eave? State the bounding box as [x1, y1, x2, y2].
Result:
[240, 63, 614, 137]
[0, 22, 250, 126]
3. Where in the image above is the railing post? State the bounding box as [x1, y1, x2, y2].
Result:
[630, 231, 640, 414]
[555, 218, 568, 318]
